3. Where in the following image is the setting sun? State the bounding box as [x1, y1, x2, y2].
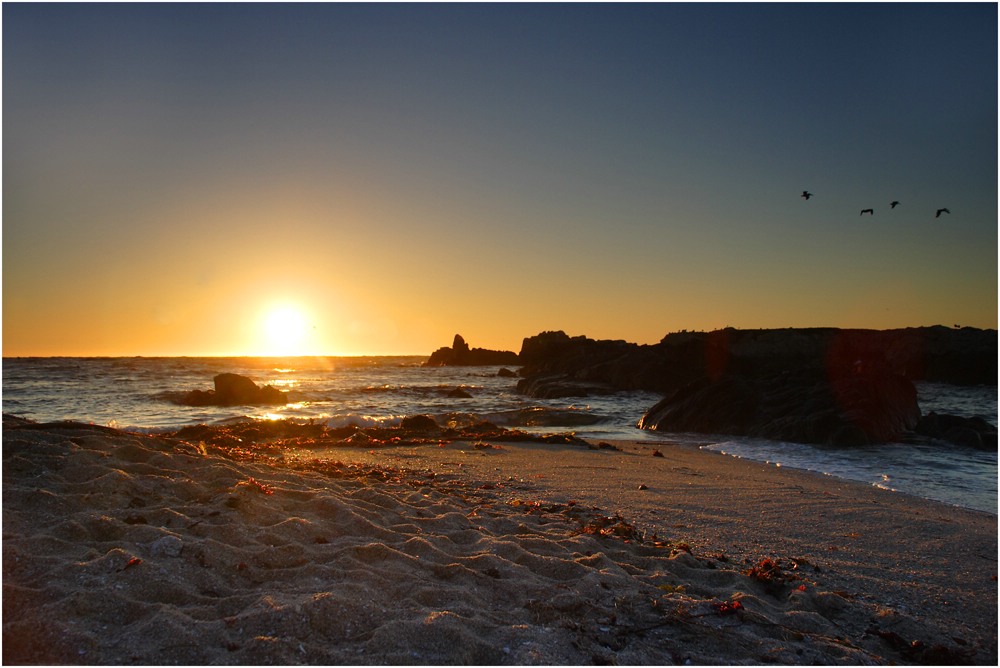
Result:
[258, 304, 313, 356]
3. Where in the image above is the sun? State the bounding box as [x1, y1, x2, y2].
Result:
[258, 304, 312, 356]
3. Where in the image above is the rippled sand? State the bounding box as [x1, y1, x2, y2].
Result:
[3, 416, 996, 664]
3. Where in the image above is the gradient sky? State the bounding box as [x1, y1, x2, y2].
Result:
[3, 2, 997, 356]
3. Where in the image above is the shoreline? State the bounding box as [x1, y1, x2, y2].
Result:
[308, 436, 999, 634]
[3, 419, 996, 664]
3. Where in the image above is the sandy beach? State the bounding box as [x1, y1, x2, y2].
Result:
[3, 415, 996, 665]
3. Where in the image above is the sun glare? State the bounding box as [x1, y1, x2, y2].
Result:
[259, 304, 312, 356]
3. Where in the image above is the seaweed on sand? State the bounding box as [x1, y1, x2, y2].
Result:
[168, 417, 591, 453]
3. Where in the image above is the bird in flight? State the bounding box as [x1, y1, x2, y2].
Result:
[860, 209, 874, 216]
[890, 201, 900, 208]
[801, 191, 813, 200]
[936, 208, 950, 218]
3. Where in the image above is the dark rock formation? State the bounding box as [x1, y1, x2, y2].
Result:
[420, 327, 993, 445]
[915, 412, 998, 450]
[511, 326, 994, 446]
[515, 373, 617, 399]
[399, 414, 439, 431]
[446, 387, 473, 399]
[515, 327, 997, 398]
[426, 334, 520, 367]
[638, 365, 921, 446]
[516, 331, 672, 396]
[178, 373, 288, 407]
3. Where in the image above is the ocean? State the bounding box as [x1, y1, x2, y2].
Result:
[2, 356, 996, 514]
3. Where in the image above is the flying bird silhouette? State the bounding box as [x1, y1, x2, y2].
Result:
[801, 191, 813, 200]
[890, 201, 900, 208]
[860, 209, 874, 216]
[936, 208, 950, 218]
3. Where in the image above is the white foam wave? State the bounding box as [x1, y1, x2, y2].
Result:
[321, 414, 406, 429]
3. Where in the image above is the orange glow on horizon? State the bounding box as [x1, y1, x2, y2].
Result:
[255, 303, 315, 356]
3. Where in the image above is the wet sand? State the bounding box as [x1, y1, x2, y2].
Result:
[3, 417, 996, 664]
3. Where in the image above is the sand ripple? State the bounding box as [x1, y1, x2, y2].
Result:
[3, 418, 990, 664]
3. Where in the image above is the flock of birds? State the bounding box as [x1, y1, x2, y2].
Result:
[800, 191, 950, 218]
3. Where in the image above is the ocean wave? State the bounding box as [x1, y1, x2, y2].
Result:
[175, 412, 411, 431]
[355, 383, 482, 394]
[154, 390, 193, 406]
[320, 414, 406, 429]
[105, 421, 176, 434]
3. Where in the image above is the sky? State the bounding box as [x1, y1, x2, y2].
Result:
[3, 2, 997, 357]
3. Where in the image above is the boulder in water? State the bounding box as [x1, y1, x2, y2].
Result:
[915, 412, 997, 450]
[515, 373, 617, 399]
[177, 373, 288, 407]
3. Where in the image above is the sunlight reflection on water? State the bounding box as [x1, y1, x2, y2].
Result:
[3, 357, 996, 513]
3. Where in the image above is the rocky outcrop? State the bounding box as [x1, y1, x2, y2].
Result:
[420, 327, 994, 444]
[178, 373, 288, 407]
[426, 334, 520, 367]
[511, 326, 994, 446]
[516, 331, 674, 396]
[637, 365, 922, 446]
[515, 327, 997, 397]
[915, 412, 998, 450]
[515, 373, 617, 399]
[688, 326, 998, 385]
[399, 414, 439, 431]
